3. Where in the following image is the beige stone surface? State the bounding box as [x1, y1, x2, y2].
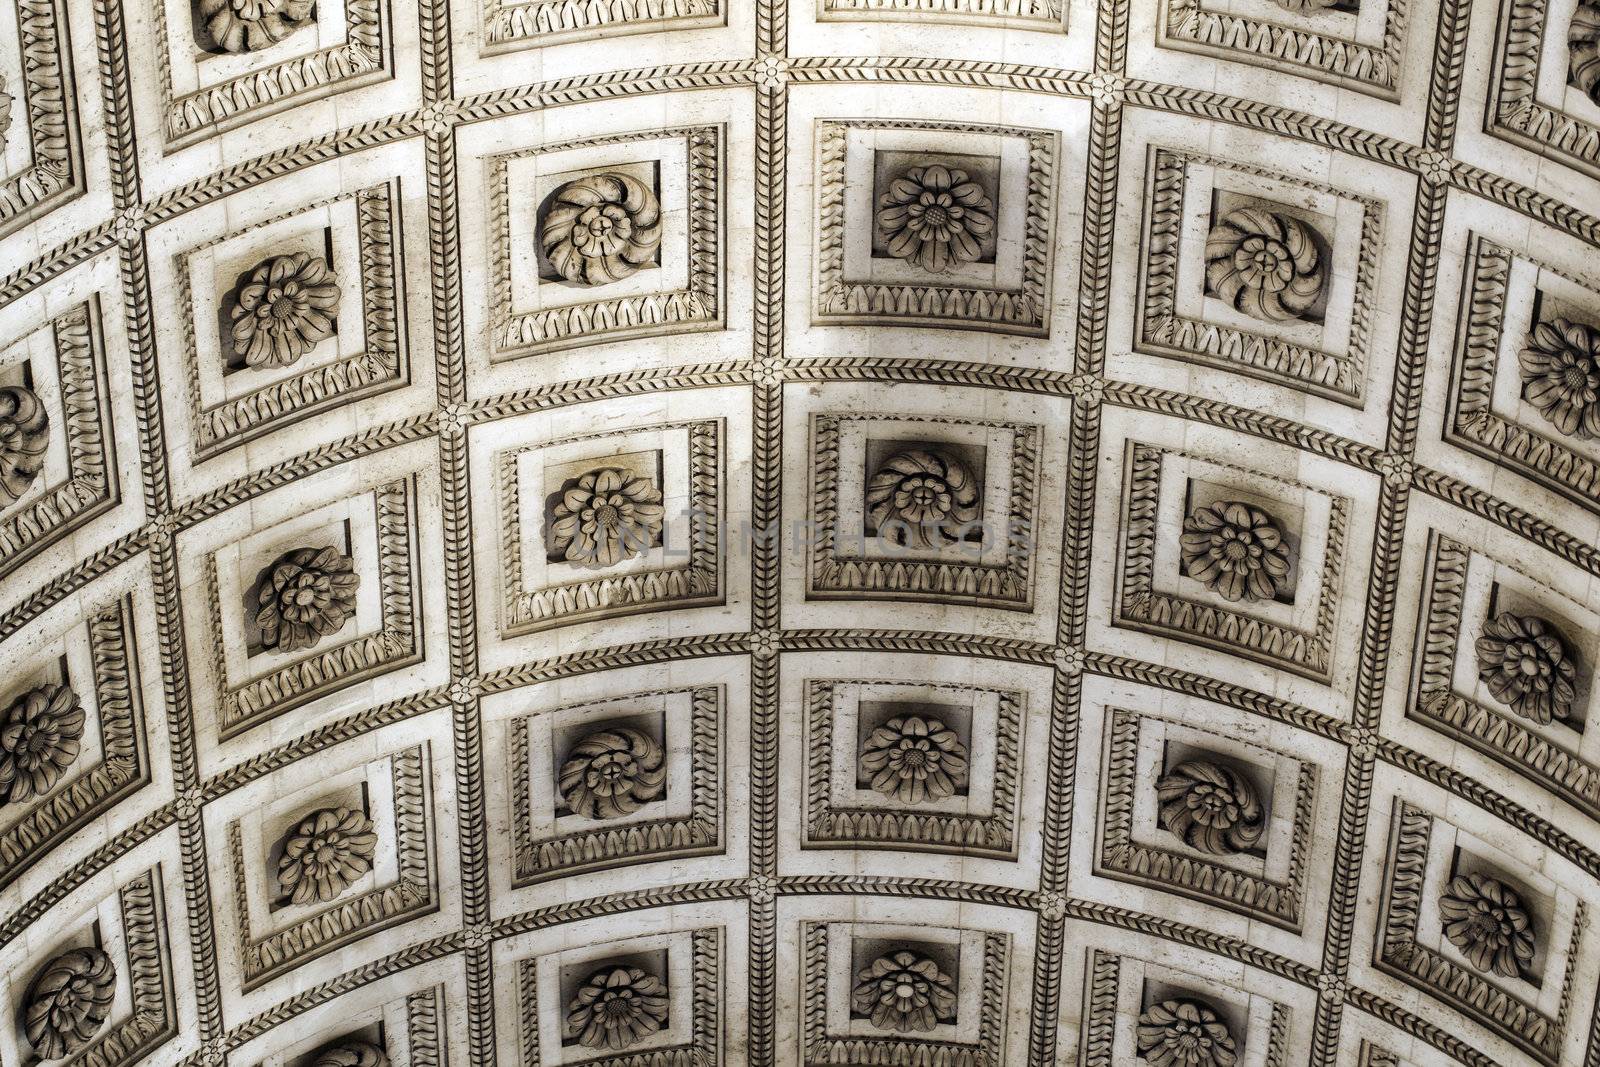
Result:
[1, 0, 1599, 1062]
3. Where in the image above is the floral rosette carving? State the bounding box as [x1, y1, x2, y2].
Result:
[1519, 317, 1600, 439]
[0, 385, 49, 508]
[229, 251, 341, 370]
[1272, 0, 1339, 10]
[0, 684, 85, 806]
[255, 546, 360, 654]
[1179, 501, 1292, 603]
[539, 173, 663, 287]
[198, 0, 315, 53]
[558, 727, 667, 819]
[1136, 999, 1238, 1067]
[549, 467, 665, 569]
[865, 448, 981, 549]
[876, 163, 997, 275]
[1439, 873, 1537, 979]
[850, 950, 957, 1033]
[277, 806, 379, 905]
[23, 947, 116, 1060]
[1572, 0, 1600, 106]
[1204, 207, 1326, 323]
[1475, 612, 1578, 725]
[1155, 760, 1266, 857]
[312, 1041, 390, 1067]
[564, 966, 669, 1051]
[858, 715, 969, 805]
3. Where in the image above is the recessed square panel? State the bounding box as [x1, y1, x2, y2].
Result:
[1135, 148, 1384, 404]
[1113, 441, 1351, 680]
[812, 118, 1059, 336]
[0, 301, 116, 578]
[488, 127, 723, 359]
[1487, 0, 1600, 181]
[170, 179, 409, 460]
[149, 0, 393, 148]
[1157, 0, 1410, 98]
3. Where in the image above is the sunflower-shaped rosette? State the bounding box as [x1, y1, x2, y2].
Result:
[276, 806, 379, 905]
[1474, 612, 1579, 725]
[1179, 501, 1292, 604]
[549, 467, 666, 570]
[229, 251, 341, 370]
[564, 966, 669, 1051]
[857, 715, 969, 805]
[1438, 873, 1537, 979]
[539, 173, 664, 287]
[0, 683, 85, 806]
[850, 950, 958, 1033]
[864, 448, 982, 550]
[1204, 207, 1326, 324]
[1135, 999, 1238, 1067]
[1519, 317, 1600, 440]
[875, 164, 997, 276]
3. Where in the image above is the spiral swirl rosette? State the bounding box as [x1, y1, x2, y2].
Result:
[1155, 760, 1266, 856]
[865, 448, 982, 550]
[1204, 207, 1326, 323]
[0, 385, 48, 508]
[24, 947, 116, 1060]
[540, 173, 664, 287]
[559, 727, 667, 819]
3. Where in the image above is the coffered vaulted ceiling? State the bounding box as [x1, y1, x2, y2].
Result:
[1, 0, 1599, 1063]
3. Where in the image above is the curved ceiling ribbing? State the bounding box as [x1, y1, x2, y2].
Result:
[0, 0, 1598, 1064]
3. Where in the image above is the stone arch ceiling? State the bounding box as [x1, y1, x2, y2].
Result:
[4, 0, 1600, 1062]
